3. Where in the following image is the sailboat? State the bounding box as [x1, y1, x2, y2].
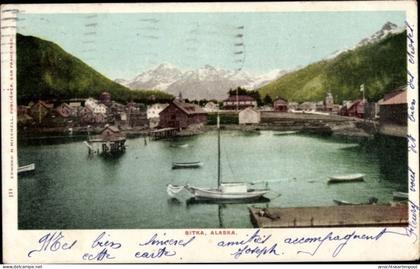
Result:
[167, 114, 269, 201]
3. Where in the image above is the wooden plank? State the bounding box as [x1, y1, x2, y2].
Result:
[249, 204, 408, 228]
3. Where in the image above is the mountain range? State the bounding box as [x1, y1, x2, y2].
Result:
[117, 21, 404, 101]
[259, 22, 407, 103]
[16, 34, 173, 104]
[17, 21, 406, 104]
[116, 64, 287, 100]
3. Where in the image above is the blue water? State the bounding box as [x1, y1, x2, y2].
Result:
[18, 131, 407, 229]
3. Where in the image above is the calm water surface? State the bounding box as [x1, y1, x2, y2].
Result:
[18, 131, 407, 229]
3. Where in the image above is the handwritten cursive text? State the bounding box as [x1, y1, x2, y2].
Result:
[28, 232, 77, 257]
[285, 228, 387, 257]
[135, 233, 195, 259]
[217, 229, 279, 259]
[82, 232, 122, 261]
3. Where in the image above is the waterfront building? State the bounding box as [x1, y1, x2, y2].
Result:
[273, 97, 288, 112]
[239, 107, 261, 124]
[346, 100, 366, 118]
[223, 95, 257, 110]
[159, 100, 207, 129]
[86, 125, 126, 155]
[29, 100, 53, 124]
[378, 86, 407, 126]
[127, 102, 148, 128]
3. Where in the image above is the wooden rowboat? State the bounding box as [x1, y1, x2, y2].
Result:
[327, 173, 365, 184]
[393, 191, 408, 200]
[333, 197, 378, 206]
[170, 143, 189, 148]
[18, 163, 35, 174]
[172, 161, 203, 169]
[273, 131, 298, 136]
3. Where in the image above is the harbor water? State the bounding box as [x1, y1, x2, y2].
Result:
[18, 131, 407, 229]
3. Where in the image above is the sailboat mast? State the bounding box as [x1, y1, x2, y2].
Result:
[217, 113, 221, 187]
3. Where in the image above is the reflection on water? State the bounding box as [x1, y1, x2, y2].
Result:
[18, 131, 407, 229]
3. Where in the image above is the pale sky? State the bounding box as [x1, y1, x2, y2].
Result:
[17, 11, 405, 80]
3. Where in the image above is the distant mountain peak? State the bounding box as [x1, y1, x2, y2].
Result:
[326, 21, 403, 59]
[357, 21, 402, 47]
[116, 63, 287, 99]
[382, 21, 398, 31]
[156, 63, 178, 69]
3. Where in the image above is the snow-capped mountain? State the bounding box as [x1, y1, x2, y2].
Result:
[124, 63, 183, 90]
[116, 64, 287, 99]
[327, 21, 404, 59]
[357, 21, 402, 47]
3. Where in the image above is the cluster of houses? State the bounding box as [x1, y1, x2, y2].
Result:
[18, 91, 148, 130]
[18, 85, 408, 132]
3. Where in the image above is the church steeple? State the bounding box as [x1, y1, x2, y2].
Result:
[177, 92, 184, 102]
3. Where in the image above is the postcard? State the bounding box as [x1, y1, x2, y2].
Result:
[1, 1, 419, 263]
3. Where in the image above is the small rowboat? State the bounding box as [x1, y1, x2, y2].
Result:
[170, 144, 189, 148]
[333, 197, 378, 206]
[333, 199, 356, 205]
[393, 191, 408, 200]
[273, 131, 298, 136]
[172, 161, 203, 169]
[327, 173, 365, 184]
[18, 163, 35, 174]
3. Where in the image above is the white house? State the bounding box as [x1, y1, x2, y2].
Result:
[147, 103, 169, 119]
[298, 102, 316, 112]
[85, 98, 107, 114]
[204, 101, 219, 112]
[239, 107, 261, 124]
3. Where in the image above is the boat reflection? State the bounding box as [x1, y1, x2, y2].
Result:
[185, 196, 270, 207]
[185, 197, 270, 228]
[167, 197, 183, 208]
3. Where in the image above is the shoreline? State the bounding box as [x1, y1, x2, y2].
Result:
[17, 122, 374, 141]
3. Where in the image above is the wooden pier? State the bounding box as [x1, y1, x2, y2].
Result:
[85, 125, 126, 155]
[149, 128, 177, 140]
[249, 203, 408, 228]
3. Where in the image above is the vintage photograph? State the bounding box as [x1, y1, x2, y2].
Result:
[8, 6, 411, 232]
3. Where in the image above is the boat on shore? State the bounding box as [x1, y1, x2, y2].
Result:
[18, 163, 35, 174]
[327, 173, 365, 184]
[167, 113, 269, 201]
[393, 191, 408, 200]
[172, 161, 203, 169]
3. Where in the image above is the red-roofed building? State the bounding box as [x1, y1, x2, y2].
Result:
[29, 100, 53, 124]
[346, 99, 366, 118]
[378, 86, 407, 126]
[223, 95, 257, 110]
[159, 100, 207, 129]
[273, 97, 288, 112]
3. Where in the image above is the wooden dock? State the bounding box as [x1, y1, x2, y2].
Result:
[249, 204, 408, 228]
[149, 128, 177, 140]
